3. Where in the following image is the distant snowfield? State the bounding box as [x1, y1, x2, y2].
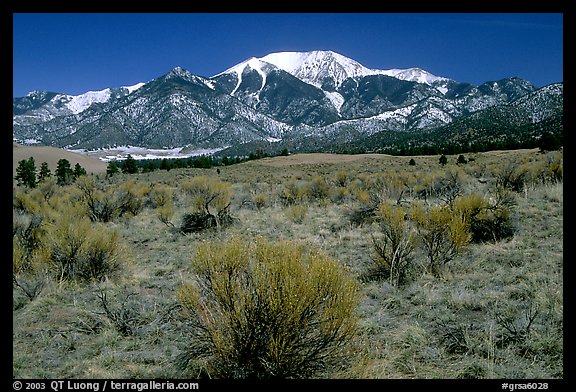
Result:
[68, 145, 226, 162]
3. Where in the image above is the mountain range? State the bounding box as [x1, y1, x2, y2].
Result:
[12, 50, 563, 158]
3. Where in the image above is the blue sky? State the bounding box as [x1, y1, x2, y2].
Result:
[12, 13, 563, 97]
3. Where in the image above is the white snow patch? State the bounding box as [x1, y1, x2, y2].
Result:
[261, 50, 372, 88]
[124, 82, 145, 94]
[436, 86, 448, 95]
[230, 69, 243, 95]
[247, 58, 267, 99]
[371, 104, 416, 120]
[202, 79, 216, 90]
[266, 137, 282, 143]
[259, 52, 310, 74]
[16, 138, 41, 145]
[223, 57, 271, 97]
[324, 91, 345, 114]
[68, 145, 226, 162]
[375, 67, 450, 85]
[59, 88, 113, 114]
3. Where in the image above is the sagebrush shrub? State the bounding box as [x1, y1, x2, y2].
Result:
[76, 176, 119, 222]
[493, 162, 528, 192]
[453, 191, 516, 243]
[13, 211, 44, 274]
[115, 180, 150, 217]
[411, 203, 471, 277]
[42, 215, 125, 281]
[305, 176, 331, 201]
[178, 236, 360, 379]
[182, 176, 231, 215]
[179, 176, 233, 232]
[13, 188, 43, 215]
[370, 202, 416, 286]
[284, 204, 308, 224]
[333, 170, 350, 187]
[147, 184, 174, 209]
[347, 186, 381, 226]
[253, 193, 268, 211]
[278, 177, 306, 206]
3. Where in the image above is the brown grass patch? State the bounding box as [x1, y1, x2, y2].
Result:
[13, 144, 108, 177]
[256, 153, 395, 167]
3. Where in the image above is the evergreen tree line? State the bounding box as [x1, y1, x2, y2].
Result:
[14, 157, 87, 188]
[327, 127, 563, 157]
[106, 148, 289, 176]
[15, 148, 290, 187]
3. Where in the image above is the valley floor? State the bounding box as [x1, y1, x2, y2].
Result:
[13, 149, 563, 380]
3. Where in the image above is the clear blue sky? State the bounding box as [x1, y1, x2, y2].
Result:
[12, 13, 563, 97]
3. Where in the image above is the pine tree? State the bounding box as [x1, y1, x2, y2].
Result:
[538, 131, 561, 153]
[55, 159, 74, 185]
[439, 154, 448, 166]
[121, 154, 138, 174]
[160, 159, 171, 171]
[38, 162, 51, 182]
[106, 161, 120, 177]
[73, 163, 87, 178]
[15, 157, 37, 188]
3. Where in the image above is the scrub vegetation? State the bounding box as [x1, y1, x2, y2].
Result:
[13, 148, 563, 380]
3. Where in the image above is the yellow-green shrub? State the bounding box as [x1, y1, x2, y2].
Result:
[370, 202, 416, 286]
[333, 170, 350, 187]
[278, 177, 307, 206]
[182, 176, 232, 215]
[305, 175, 331, 201]
[253, 192, 268, 210]
[179, 176, 233, 233]
[76, 176, 119, 222]
[13, 211, 44, 274]
[452, 192, 516, 243]
[284, 204, 308, 224]
[13, 188, 43, 215]
[411, 203, 471, 277]
[178, 236, 360, 379]
[147, 184, 174, 209]
[115, 179, 151, 217]
[42, 214, 126, 282]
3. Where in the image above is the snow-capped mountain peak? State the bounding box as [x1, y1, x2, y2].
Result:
[214, 57, 279, 96]
[217, 50, 451, 89]
[55, 80, 148, 114]
[260, 50, 373, 88]
[215, 57, 276, 78]
[57, 88, 113, 114]
[14, 50, 557, 157]
[378, 67, 450, 85]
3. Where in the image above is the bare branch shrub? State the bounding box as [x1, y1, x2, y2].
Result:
[369, 202, 416, 286]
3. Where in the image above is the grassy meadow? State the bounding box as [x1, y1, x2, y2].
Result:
[13, 149, 563, 379]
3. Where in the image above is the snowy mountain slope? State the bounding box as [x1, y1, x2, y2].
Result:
[13, 51, 560, 156]
[12, 82, 146, 125]
[212, 50, 475, 125]
[258, 50, 450, 88]
[212, 58, 340, 126]
[13, 67, 290, 150]
[260, 50, 374, 89]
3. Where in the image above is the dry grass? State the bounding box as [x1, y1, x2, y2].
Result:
[13, 149, 563, 379]
[13, 144, 108, 178]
